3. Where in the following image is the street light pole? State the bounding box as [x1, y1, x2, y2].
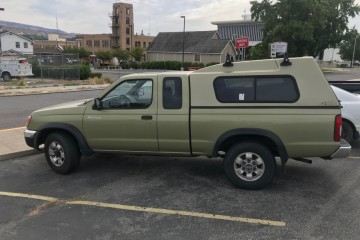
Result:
[0, 8, 4, 55]
[351, 35, 359, 68]
[180, 16, 185, 71]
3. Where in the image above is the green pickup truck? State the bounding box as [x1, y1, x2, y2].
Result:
[24, 57, 351, 189]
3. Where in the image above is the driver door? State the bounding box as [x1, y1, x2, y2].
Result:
[83, 78, 158, 152]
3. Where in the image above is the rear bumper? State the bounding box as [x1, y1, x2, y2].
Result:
[330, 139, 352, 158]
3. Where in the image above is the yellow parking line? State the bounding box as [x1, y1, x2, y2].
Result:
[0, 126, 26, 132]
[0, 191, 285, 227]
[0, 191, 58, 202]
[68, 200, 285, 226]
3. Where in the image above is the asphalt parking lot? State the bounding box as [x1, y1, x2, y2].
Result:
[0, 141, 359, 240]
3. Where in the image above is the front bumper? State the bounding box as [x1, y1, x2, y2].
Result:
[330, 139, 352, 158]
[24, 129, 38, 149]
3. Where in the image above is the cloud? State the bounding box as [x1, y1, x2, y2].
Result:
[0, 0, 252, 35]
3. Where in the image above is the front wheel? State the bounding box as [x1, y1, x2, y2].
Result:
[223, 142, 276, 190]
[44, 132, 80, 174]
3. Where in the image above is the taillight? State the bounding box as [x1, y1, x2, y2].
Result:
[26, 116, 32, 127]
[334, 114, 342, 142]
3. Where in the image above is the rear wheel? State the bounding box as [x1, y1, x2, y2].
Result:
[223, 142, 276, 190]
[2, 72, 11, 82]
[44, 132, 80, 174]
[341, 121, 354, 144]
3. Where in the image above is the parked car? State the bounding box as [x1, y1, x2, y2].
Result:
[331, 85, 360, 143]
[24, 57, 351, 190]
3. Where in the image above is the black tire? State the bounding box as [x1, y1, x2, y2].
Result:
[44, 132, 80, 174]
[223, 142, 276, 190]
[341, 121, 354, 144]
[2, 72, 11, 82]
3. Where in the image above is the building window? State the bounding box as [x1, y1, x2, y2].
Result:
[24, 42, 28, 48]
[102, 40, 109, 47]
[126, 8, 130, 15]
[214, 76, 299, 103]
[194, 54, 200, 62]
[126, 38, 130, 45]
[86, 40, 92, 47]
[94, 40, 100, 47]
[126, 27, 130, 35]
[143, 42, 146, 48]
[16, 42, 20, 48]
[126, 17, 130, 24]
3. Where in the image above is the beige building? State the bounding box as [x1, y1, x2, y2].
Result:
[74, 2, 154, 54]
[147, 31, 236, 64]
[76, 34, 112, 54]
[33, 33, 76, 53]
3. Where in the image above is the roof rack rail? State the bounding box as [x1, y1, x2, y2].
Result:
[280, 52, 292, 66]
[223, 53, 234, 67]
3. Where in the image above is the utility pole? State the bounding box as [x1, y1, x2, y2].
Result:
[180, 16, 185, 71]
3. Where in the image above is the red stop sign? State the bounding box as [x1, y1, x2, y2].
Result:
[236, 38, 249, 48]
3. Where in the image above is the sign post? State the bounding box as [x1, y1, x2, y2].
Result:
[236, 37, 249, 61]
[270, 42, 288, 58]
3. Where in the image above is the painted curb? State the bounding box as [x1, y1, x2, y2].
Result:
[0, 149, 42, 161]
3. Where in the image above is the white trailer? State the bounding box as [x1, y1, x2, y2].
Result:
[0, 57, 33, 81]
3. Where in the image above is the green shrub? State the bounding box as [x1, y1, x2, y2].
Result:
[80, 63, 91, 80]
[90, 72, 102, 78]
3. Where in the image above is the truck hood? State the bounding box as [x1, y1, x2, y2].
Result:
[33, 99, 92, 115]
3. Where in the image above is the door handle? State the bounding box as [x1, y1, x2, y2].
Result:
[141, 115, 153, 120]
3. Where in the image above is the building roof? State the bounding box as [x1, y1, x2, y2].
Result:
[211, 20, 264, 42]
[147, 31, 232, 54]
[0, 29, 33, 42]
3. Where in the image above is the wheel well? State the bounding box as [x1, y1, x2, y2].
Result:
[217, 135, 280, 158]
[2, 71, 11, 76]
[342, 118, 355, 131]
[37, 128, 76, 147]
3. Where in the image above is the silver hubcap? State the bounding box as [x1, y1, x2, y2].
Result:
[234, 152, 265, 181]
[48, 141, 65, 167]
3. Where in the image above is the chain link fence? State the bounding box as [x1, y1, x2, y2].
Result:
[27, 53, 80, 80]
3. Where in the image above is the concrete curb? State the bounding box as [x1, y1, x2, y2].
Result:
[0, 149, 42, 161]
[0, 87, 105, 97]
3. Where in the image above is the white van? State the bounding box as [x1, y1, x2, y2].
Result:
[0, 57, 33, 81]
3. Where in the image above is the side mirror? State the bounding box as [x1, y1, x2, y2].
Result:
[93, 98, 102, 110]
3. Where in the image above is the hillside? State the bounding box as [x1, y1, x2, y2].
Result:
[0, 20, 77, 40]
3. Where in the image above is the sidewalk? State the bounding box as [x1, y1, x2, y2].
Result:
[0, 83, 109, 96]
[0, 84, 109, 161]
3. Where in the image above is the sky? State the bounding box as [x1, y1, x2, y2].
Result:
[1, 0, 360, 36]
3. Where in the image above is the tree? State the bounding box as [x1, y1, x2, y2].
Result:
[95, 50, 112, 60]
[339, 28, 360, 63]
[249, 43, 267, 60]
[63, 46, 89, 59]
[251, 0, 360, 57]
[112, 49, 130, 61]
[130, 47, 145, 62]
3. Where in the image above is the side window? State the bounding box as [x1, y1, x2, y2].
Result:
[256, 77, 298, 102]
[214, 76, 299, 103]
[163, 77, 182, 109]
[101, 79, 152, 109]
[214, 77, 255, 102]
